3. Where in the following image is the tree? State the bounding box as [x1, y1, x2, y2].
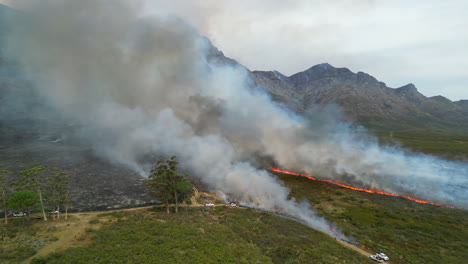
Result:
[18, 166, 48, 221]
[0, 170, 12, 224]
[176, 178, 194, 214]
[8, 191, 39, 222]
[145, 156, 190, 213]
[46, 168, 70, 220]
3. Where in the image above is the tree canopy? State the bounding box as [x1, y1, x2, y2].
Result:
[145, 156, 194, 213]
[8, 190, 39, 217]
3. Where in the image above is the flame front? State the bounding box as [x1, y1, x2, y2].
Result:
[271, 167, 456, 209]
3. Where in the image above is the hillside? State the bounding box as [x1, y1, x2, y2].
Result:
[3, 206, 371, 264]
[251, 64, 468, 133]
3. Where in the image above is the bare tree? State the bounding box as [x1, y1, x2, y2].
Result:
[0, 170, 13, 224]
[46, 168, 70, 220]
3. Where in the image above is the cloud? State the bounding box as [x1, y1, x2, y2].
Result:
[144, 0, 468, 100]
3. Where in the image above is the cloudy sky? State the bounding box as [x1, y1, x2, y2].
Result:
[2, 0, 467, 100]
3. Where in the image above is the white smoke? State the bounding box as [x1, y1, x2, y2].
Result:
[3, 0, 467, 239]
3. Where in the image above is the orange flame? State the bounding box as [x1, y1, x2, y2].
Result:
[271, 167, 456, 209]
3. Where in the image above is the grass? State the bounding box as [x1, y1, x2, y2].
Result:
[278, 174, 468, 264]
[372, 130, 468, 161]
[30, 207, 370, 264]
[0, 217, 66, 263]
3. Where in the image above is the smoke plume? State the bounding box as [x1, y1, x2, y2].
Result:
[3, 0, 467, 237]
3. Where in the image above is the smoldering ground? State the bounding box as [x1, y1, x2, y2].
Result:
[2, 0, 467, 233]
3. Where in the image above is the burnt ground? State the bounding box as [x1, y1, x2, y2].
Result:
[0, 121, 157, 212]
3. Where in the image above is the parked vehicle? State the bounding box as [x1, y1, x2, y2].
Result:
[369, 255, 383, 263]
[376, 252, 389, 261]
[205, 203, 215, 207]
[13, 212, 26, 217]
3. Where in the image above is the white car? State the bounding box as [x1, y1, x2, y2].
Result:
[369, 255, 383, 263]
[230, 202, 237, 207]
[376, 252, 389, 261]
[13, 212, 26, 217]
[205, 203, 215, 207]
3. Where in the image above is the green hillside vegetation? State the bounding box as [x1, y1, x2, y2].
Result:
[373, 130, 468, 161]
[277, 174, 468, 264]
[29, 207, 370, 264]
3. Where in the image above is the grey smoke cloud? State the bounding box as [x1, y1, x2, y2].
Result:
[3, 0, 467, 238]
[142, 0, 468, 101]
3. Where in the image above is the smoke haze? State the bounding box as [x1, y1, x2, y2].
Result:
[2, 0, 467, 237]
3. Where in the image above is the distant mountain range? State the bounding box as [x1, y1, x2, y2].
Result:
[208, 43, 468, 133]
[251, 64, 468, 132]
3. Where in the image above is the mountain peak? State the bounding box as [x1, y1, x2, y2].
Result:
[396, 83, 418, 94]
[302, 63, 336, 74]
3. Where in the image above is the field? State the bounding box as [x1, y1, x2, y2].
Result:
[277, 173, 468, 264]
[373, 130, 468, 161]
[1, 207, 372, 264]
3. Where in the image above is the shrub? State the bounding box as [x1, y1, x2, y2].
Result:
[89, 219, 100, 224]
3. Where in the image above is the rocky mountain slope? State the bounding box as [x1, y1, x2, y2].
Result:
[251, 63, 468, 132]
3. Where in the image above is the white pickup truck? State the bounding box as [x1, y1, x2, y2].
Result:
[376, 252, 389, 261]
[369, 255, 383, 263]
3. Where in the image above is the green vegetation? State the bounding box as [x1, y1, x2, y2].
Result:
[1, 166, 71, 222]
[17, 166, 49, 221]
[8, 191, 39, 221]
[145, 156, 194, 214]
[278, 174, 468, 264]
[32, 206, 369, 264]
[373, 130, 468, 160]
[0, 217, 61, 263]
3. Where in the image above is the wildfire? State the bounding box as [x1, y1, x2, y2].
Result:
[271, 167, 456, 209]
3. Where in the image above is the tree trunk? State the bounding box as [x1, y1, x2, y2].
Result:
[174, 190, 178, 213]
[65, 203, 68, 220]
[57, 204, 60, 219]
[2, 190, 6, 224]
[37, 188, 47, 221]
[166, 198, 170, 214]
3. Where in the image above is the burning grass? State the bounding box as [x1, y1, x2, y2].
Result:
[271, 167, 458, 209]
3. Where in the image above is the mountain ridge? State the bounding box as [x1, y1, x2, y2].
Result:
[249, 62, 468, 133]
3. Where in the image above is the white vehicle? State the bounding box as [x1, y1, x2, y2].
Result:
[50, 210, 59, 214]
[376, 252, 389, 261]
[369, 255, 383, 263]
[205, 203, 215, 207]
[230, 202, 237, 207]
[13, 212, 26, 217]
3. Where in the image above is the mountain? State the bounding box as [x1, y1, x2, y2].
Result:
[251, 63, 468, 132]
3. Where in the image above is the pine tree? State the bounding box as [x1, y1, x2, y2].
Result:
[145, 156, 191, 213]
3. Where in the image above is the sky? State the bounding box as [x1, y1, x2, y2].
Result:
[2, 0, 467, 100]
